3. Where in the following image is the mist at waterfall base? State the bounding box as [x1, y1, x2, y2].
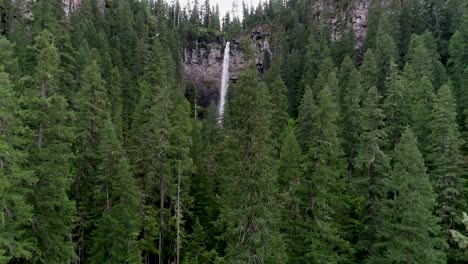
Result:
[218, 42, 231, 119]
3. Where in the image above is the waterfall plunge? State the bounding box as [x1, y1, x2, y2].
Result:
[218, 42, 230, 119]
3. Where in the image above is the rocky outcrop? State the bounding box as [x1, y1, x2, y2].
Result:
[182, 25, 272, 107]
[63, 0, 81, 16]
[62, 0, 105, 16]
[313, 0, 372, 59]
[351, 0, 371, 53]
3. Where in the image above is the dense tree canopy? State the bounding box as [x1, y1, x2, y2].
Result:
[1, 0, 468, 263]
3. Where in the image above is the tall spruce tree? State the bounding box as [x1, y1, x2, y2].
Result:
[220, 66, 287, 263]
[278, 124, 305, 263]
[296, 86, 316, 152]
[0, 53, 35, 261]
[299, 85, 353, 263]
[27, 30, 76, 264]
[369, 128, 447, 263]
[73, 58, 110, 262]
[339, 56, 363, 177]
[427, 84, 466, 229]
[355, 86, 390, 257]
[88, 120, 140, 263]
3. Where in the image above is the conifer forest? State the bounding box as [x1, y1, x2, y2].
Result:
[2, 0, 468, 263]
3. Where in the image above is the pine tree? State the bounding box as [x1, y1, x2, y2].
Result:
[168, 87, 194, 264]
[313, 57, 335, 95]
[427, 84, 466, 229]
[360, 49, 378, 91]
[296, 86, 316, 152]
[369, 128, 447, 263]
[73, 59, 110, 262]
[190, 103, 221, 252]
[355, 86, 389, 257]
[269, 76, 289, 152]
[130, 81, 170, 262]
[407, 34, 434, 82]
[220, 66, 287, 263]
[27, 30, 76, 263]
[299, 85, 353, 263]
[410, 76, 435, 156]
[0, 55, 35, 261]
[109, 67, 124, 140]
[383, 67, 412, 149]
[339, 56, 363, 177]
[88, 120, 140, 263]
[375, 15, 397, 92]
[278, 125, 305, 262]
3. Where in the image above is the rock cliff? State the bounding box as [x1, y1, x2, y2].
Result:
[182, 25, 272, 107]
[182, 1, 375, 107]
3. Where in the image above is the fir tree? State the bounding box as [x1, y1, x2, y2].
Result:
[220, 66, 287, 263]
[109, 67, 124, 141]
[73, 59, 110, 261]
[300, 85, 353, 263]
[375, 15, 397, 92]
[296, 86, 316, 152]
[360, 49, 378, 91]
[369, 128, 447, 263]
[339, 56, 363, 177]
[277, 125, 304, 263]
[355, 86, 390, 257]
[0, 59, 35, 261]
[427, 84, 466, 229]
[269, 76, 289, 152]
[28, 30, 76, 264]
[88, 120, 140, 263]
[130, 81, 170, 262]
[383, 67, 412, 149]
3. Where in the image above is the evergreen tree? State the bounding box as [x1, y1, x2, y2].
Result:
[410, 76, 435, 156]
[339, 57, 363, 177]
[0, 56, 35, 261]
[296, 86, 316, 152]
[269, 76, 289, 151]
[109, 67, 124, 141]
[88, 120, 140, 263]
[130, 81, 170, 262]
[299, 85, 353, 263]
[360, 49, 378, 91]
[355, 86, 390, 257]
[427, 84, 466, 229]
[369, 128, 447, 263]
[27, 30, 76, 263]
[189, 103, 222, 253]
[407, 34, 434, 82]
[383, 67, 412, 149]
[277, 125, 304, 262]
[375, 15, 397, 92]
[220, 66, 287, 263]
[73, 59, 110, 261]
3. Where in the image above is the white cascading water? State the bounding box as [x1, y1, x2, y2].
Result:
[218, 42, 230, 119]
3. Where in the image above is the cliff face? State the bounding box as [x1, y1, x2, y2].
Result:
[182, 25, 272, 107]
[182, 1, 374, 107]
[314, 0, 372, 54]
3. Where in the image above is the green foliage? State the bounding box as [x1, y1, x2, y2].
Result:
[300, 85, 353, 263]
[2, 1, 468, 263]
[27, 30, 76, 264]
[220, 66, 287, 263]
[0, 41, 35, 262]
[428, 84, 466, 229]
[369, 128, 447, 263]
[88, 120, 140, 263]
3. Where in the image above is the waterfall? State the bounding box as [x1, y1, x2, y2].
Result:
[218, 42, 230, 119]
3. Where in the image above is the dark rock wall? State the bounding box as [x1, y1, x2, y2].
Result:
[182, 25, 272, 107]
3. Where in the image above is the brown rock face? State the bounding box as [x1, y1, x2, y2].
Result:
[182, 25, 272, 108]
